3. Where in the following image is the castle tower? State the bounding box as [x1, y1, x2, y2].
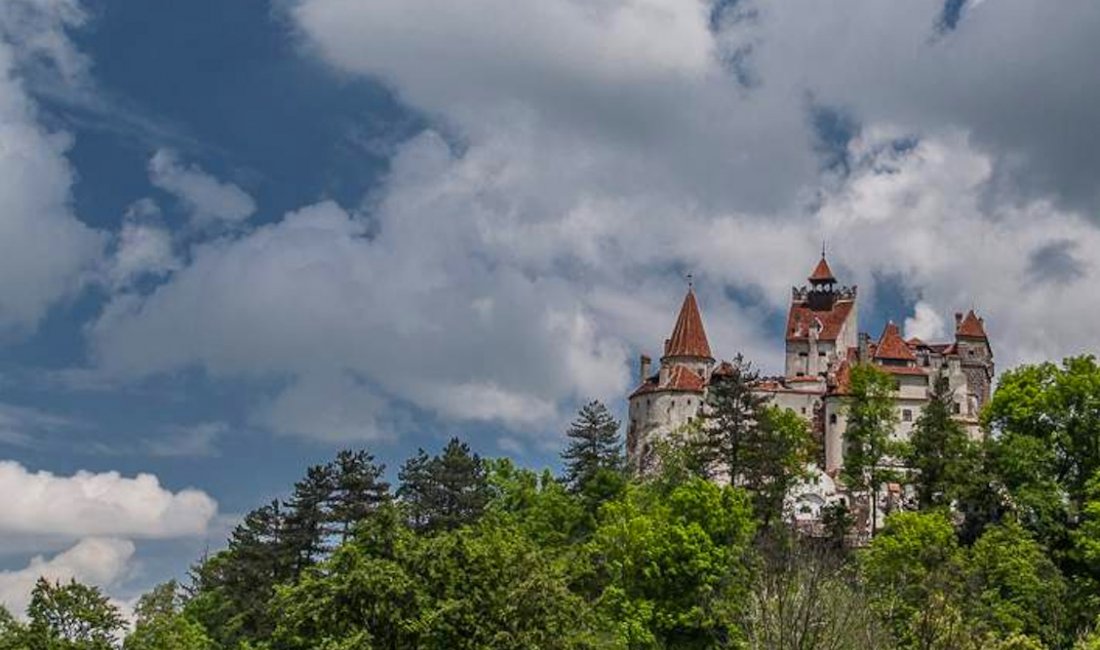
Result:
[954, 310, 994, 409]
[785, 254, 859, 379]
[626, 286, 714, 469]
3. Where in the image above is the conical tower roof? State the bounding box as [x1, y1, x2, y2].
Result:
[809, 256, 837, 283]
[664, 289, 713, 359]
[874, 321, 916, 361]
[956, 310, 988, 339]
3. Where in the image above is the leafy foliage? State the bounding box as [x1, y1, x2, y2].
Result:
[10, 354, 1096, 650]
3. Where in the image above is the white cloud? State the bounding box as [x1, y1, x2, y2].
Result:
[0, 537, 134, 618]
[0, 2, 103, 333]
[85, 0, 1100, 447]
[251, 371, 390, 442]
[107, 220, 179, 290]
[148, 149, 256, 225]
[904, 301, 946, 343]
[0, 460, 217, 541]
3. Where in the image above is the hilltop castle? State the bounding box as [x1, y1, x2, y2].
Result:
[626, 255, 994, 486]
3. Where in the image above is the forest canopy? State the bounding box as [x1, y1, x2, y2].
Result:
[5, 359, 1100, 649]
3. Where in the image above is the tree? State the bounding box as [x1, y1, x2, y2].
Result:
[271, 508, 598, 650]
[397, 448, 434, 530]
[700, 354, 770, 481]
[743, 542, 892, 650]
[560, 400, 624, 493]
[283, 463, 337, 574]
[0, 606, 26, 650]
[983, 356, 1100, 527]
[862, 511, 968, 649]
[967, 521, 1066, 647]
[741, 406, 814, 531]
[397, 438, 491, 533]
[841, 363, 899, 535]
[590, 477, 756, 648]
[25, 578, 125, 650]
[124, 581, 212, 650]
[329, 449, 391, 543]
[185, 501, 292, 646]
[908, 371, 973, 509]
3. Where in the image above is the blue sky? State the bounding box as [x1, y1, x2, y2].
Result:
[2, 0, 1100, 613]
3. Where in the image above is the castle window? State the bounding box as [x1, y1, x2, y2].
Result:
[801, 407, 807, 415]
[953, 402, 962, 414]
[902, 409, 912, 422]
[799, 352, 808, 358]
[796, 372, 805, 377]
[829, 413, 838, 425]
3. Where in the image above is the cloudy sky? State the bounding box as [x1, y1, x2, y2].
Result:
[1, 0, 1099, 612]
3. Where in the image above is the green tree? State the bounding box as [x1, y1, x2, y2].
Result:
[485, 459, 588, 548]
[185, 501, 292, 646]
[700, 354, 770, 480]
[862, 511, 968, 650]
[743, 542, 892, 650]
[841, 363, 899, 535]
[560, 400, 624, 494]
[967, 521, 1066, 647]
[397, 438, 490, 533]
[908, 371, 974, 509]
[985, 356, 1100, 508]
[741, 406, 814, 531]
[0, 606, 26, 650]
[124, 581, 212, 650]
[590, 476, 756, 648]
[983, 356, 1100, 544]
[329, 449, 391, 543]
[25, 578, 125, 650]
[397, 448, 434, 530]
[283, 463, 337, 574]
[272, 505, 597, 650]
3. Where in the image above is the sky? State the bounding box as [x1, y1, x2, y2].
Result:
[1, 0, 1100, 614]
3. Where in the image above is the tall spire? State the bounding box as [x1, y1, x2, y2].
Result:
[664, 287, 712, 360]
[809, 255, 836, 284]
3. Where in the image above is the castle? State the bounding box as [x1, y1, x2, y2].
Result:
[626, 254, 994, 509]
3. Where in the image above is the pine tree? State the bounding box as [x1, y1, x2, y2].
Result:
[330, 449, 391, 542]
[397, 438, 490, 533]
[740, 405, 814, 530]
[431, 437, 490, 531]
[282, 463, 336, 573]
[908, 372, 971, 509]
[701, 354, 770, 481]
[560, 400, 624, 493]
[397, 448, 434, 530]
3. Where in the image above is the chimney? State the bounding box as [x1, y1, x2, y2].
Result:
[858, 332, 871, 362]
[639, 355, 652, 384]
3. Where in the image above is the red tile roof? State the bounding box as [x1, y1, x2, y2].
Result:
[883, 366, 929, 376]
[664, 289, 712, 359]
[874, 322, 917, 362]
[786, 299, 855, 342]
[809, 256, 837, 283]
[629, 364, 706, 397]
[956, 310, 988, 339]
[830, 358, 853, 395]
